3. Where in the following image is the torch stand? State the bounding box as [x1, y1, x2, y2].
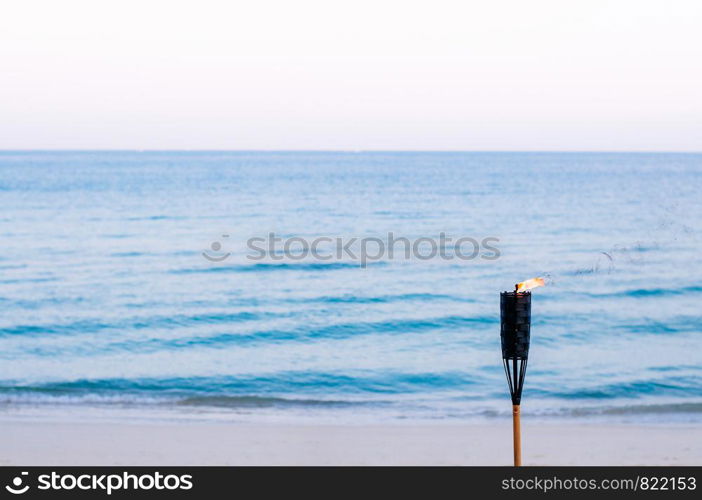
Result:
[512, 405, 521, 466]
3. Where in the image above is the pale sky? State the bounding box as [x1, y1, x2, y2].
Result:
[1, 0, 700, 150]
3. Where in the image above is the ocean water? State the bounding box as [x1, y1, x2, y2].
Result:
[0, 151, 701, 423]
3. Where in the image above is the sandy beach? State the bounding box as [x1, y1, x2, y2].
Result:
[1, 419, 698, 466]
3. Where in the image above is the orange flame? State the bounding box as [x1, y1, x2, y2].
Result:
[516, 277, 545, 293]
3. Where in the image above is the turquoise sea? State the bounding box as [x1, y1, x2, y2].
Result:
[0, 151, 700, 423]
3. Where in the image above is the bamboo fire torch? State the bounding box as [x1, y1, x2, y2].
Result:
[500, 277, 544, 466]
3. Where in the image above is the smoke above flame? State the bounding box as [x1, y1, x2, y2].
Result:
[516, 277, 546, 293]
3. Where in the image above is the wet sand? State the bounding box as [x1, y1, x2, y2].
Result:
[1, 419, 698, 465]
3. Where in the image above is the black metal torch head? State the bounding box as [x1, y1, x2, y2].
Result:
[500, 291, 531, 405]
[500, 291, 531, 360]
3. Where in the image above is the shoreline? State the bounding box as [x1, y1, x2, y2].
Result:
[1, 418, 698, 466]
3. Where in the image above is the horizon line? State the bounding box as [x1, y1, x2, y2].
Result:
[1, 149, 701, 154]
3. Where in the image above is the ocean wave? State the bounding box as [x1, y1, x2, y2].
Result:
[69, 314, 498, 353]
[297, 293, 471, 304]
[0, 311, 272, 337]
[110, 251, 146, 257]
[586, 286, 702, 298]
[0, 312, 491, 346]
[1, 386, 701, 421]
[171, 261, 384, 274]
[2, 373, 702, 421]
[126, 215, 187, 221]
[0, 277, 58, 285]
[11, 373, 700, 402]
[0, 372, 479, 400]
[177, 395, 361, 408]
[0, 390, 363, 409]
[566, 402, 702, 416]
[532, 377, 702, 399]
[110, 250, 200, 258]
[616, 316, 702, 335]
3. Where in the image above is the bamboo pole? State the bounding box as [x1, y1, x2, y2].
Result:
[512, 404, 521, 466]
